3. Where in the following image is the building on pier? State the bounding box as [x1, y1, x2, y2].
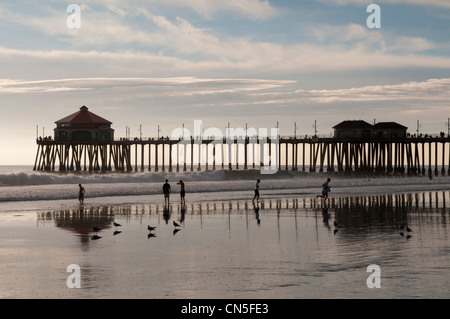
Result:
[333, 120, 407, 139]
[54, 106, 114, 142]
[373, 122, 407, 138]
[333, 120, 373, 138]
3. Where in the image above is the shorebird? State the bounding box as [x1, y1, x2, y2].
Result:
[406, 226, 413, 233]
[173, 221, 181, 227]
[91, 234, 102, 240]
[92, 227, 102, 233]
[333, 221, 340, 228]
[148, 225, 156, 231]
[113, 222, 122, 227]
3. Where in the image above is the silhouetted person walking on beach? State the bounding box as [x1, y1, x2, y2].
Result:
[252, 179, 260, 202]
[177, 180, 185, 205]
[78, 184, 85, 203]
[316, 178, 331, 202]
[163, 179, 171, 205]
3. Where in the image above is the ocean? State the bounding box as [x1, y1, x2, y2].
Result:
[1, 165, 449, 210]
[0, 165, 449, 299]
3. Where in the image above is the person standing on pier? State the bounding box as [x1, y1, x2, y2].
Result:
[177, 180, 186, 205]
[252, 179, 261, 203]
[316, 178, 331, 202]
[78, 184, 85, 203]
[163, 179, 171, 205]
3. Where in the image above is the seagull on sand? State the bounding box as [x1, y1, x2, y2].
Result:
[148, 225, 156, 231]
[173, 221, 181, 227]
[113, 222, 122, 227]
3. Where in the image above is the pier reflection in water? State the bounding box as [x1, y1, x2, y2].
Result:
[37, 190, 449, 244]
[31, 190, 450, 298]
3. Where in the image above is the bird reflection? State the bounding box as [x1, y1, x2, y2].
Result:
[173, 228, 181, 235]
[399, 224, 413, 239]
[147, 225, 156, 238]
[113, 231, 122, 236]
[91, 234, 102, 240]
[332, 210, 340, 234]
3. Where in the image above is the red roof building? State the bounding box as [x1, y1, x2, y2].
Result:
[54, 106, 114, 142]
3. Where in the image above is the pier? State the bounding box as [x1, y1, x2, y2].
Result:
[33, 106, 450, 175]
[34, 136, 450, 175]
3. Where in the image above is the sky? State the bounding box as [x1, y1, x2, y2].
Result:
[0, 0, 449, 165]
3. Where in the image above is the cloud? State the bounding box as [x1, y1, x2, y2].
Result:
[322, 0, 450, 8]
[2, 1, 449, 76]
[241, 78, 450, 106]
[42, 0, 279, 20]
[1, 38, 450, 84]
[0, 77, 295, 95]
[311, 23, 442, 54]
[156, 0, 279, 20]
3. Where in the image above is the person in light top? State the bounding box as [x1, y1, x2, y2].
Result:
[252, 179, 260, 202]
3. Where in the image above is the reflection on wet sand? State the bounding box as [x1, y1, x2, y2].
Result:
[37, 190, 449, 244]
[38, 206, 115, 248]
[28, 190, 450, 299]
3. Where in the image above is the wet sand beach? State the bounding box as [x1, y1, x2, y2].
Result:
[1, 190, 449, 299]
